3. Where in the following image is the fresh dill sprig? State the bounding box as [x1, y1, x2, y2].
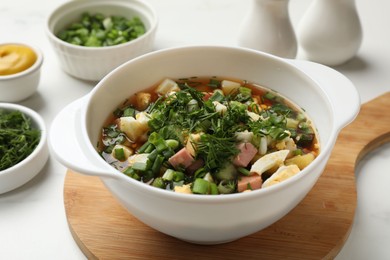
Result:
[196, 134, 239, 170]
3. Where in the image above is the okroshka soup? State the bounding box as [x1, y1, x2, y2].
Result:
[98, 76, 320, 195]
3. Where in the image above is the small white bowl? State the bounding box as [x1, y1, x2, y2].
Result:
[45, 0, 158, 81]
[0, 103, 49, 194]
[0, 43, 43, 102]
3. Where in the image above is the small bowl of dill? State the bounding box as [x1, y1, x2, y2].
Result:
[0, 103, 49, 194]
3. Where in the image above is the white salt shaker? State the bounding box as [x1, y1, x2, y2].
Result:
[238, 0, 297, 59]
[297, 0, 363, 66]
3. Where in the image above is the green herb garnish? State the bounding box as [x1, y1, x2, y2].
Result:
[0, 110, 41, 171]
[196, 134, 239, 170]
[57, 12, 146, 47]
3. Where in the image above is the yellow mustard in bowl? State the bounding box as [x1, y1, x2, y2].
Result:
[0, 44, 37, 76]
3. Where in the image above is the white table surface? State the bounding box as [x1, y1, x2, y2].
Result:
[1, 0, 389, 259]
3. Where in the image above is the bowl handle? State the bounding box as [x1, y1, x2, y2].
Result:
[288, 59, 361, 130]
[49, 96, 119, 179]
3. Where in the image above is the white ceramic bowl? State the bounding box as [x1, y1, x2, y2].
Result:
[0, 103, 49, 194]
[0, 43, 43, 102]
[49, 46, 360, 244]
[45, 0, 158, 81]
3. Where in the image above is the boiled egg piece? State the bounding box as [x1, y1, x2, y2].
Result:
[250, 149, 290, 176]
[262, 164, 300, 188]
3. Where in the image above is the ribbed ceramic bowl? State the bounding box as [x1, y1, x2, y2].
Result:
[0, 43, 43, 102]
[45, 0, 158, 81]
[0, 103, 49, 194]
[49, 46, 360, 244]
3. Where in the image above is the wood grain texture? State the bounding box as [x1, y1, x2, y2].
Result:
[64, 92, 390, 260]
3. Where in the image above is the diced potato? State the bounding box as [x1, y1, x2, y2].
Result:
[174, 184, 192, 194]
[212, 101, 227, 115]
[246, 111, 261, 121]
[128, 153, 150, 166]
[118, 116, 144, 142]
[135, 92, 152, 110]
[260, 104, 269, 110]
[285, 136, 297, 152]
[135, 112, 150, 131]
[111, 144, 133, 160]
[275, 136, 294, 151]
[275, 140, 286, 150]
[221, 80, 241, 95]
[286, 118, 299, 129]
[186, 133, 202, 156]
[285, 153, 315, 170]
[235, 130, 254, 143]
[156, 78, 180, 95]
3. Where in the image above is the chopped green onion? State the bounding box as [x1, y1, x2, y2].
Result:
[114, 147, 126, 161]
[166, 139, 179, 150]
[151, 154, 164, 174]
[142, 170, 154, 182]
[123, 107, 136, 117]
[144, 143, 155, 153]
[132, 159, 151, 171]
[162, 169, 175, 181]
[147, 149, 159, 161]
[152, 177, 165, 189]
[239, 87, 251, 96]
[162, 169, 185, 182]
[209, 91, 225, 102]
[57, 12, 146, 47]
[123, 167, 140, 181]
[148, 132, 168, 152]
[172, 171, 185, 182]
[194, 168, 207, 179]
[238, 167, 251, 176]
[137, 141, 151, 153]
[192, 178, 210, 194]
[208, 78, 221, 88]
[209, 182, 219, 195]
[264, 92, 276, 100]
[293, 149, 303, 156]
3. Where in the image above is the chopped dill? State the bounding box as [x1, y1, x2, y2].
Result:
[0, 110, 41, 171]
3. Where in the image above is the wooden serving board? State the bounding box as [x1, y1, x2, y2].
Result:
[64, 92, 390, 260]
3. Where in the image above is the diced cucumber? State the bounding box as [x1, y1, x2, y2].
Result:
[132, 159, 152, 171]
[214, 163, 237, 181]
[192, 178, 210, 194]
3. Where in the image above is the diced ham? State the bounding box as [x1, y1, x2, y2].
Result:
[168, 147, 195, 169]
[233, 142, 258, 167]
[237, 174, 262, 192]
[185, 159, 205, 175]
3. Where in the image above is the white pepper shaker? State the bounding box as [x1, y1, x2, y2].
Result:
[238, 0, 297, 59]
[297, 0, 363, 66]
